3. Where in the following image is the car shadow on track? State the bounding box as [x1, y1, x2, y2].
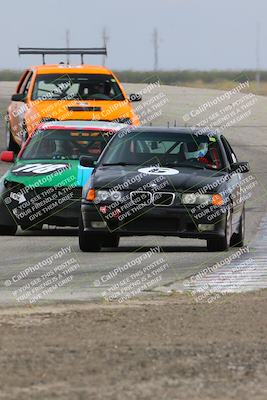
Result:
[101, 245, 207, 253]
[17, 229, 208, 252]
[17, 228, 78, 236]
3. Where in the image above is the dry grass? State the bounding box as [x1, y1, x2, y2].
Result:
[177, 79, 267, 96]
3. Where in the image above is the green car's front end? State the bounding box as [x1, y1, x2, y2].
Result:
[0, 121, 123, 234]
[0, 158, 82, 232]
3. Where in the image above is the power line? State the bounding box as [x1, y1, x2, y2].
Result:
[102, 27, 109, 66]
[153, 28, 159, 71]
[65, 30, 70, 64]
[256, 22, 261, 92]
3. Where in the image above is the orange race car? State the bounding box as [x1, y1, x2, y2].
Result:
[6, 47, 141, 152]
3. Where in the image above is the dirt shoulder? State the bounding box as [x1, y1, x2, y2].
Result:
[0, 292, 267, 400]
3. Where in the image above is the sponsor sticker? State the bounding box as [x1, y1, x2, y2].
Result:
[12, 164, 69, 176]
[138, 167, 179, 176]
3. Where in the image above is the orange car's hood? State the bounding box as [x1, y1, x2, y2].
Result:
[25, 99, 138, 133]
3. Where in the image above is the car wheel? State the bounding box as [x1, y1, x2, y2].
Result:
[0, 225, 17, 235]
[230, 208, 245, 247]
[207, 210, 232, 252]
[6, 119, 20, 153]
[78, 217, 102, 252]
[103, 234, 120, 248]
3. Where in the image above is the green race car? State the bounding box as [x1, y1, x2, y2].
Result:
[0, 120, 125, 235]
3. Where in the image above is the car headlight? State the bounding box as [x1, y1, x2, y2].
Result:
[85, 189, 123, 203]
[1, 181, 26, 203]
[182, 193, 223, 206]
[95, 190, 110, 202]
[4, 180, 23, 190]
[4, 180, 15, 190]
[110, 191, 122, 201]
[94, 190, 123, 203]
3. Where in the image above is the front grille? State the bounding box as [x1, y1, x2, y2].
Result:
[130, 191, 152, 206]
[153, 192, 175, 206]
[68, 106, 101, 112]
[130, 191, 175, 207]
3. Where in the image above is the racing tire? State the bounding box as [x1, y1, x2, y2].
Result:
[207, 210, 232, 252]
[6, 119, 20, 153]
[230, 208, 245, 247]
[103, 234, 120, 248]
[79, 218, 102, 252]
[0, 225, 17, 236]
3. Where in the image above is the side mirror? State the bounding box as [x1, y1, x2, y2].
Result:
[129, 93, 142, 102]
[231, 161, 250, 173]
[11, 93, 26, 102]
[79, 156, 96, 168]
[0, 151, 15, 163]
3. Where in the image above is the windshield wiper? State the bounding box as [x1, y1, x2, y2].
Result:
[163, 162, 208, 170]
[102, 162, 138, 166]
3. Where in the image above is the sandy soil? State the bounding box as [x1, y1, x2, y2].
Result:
[0, 291, 267, 400]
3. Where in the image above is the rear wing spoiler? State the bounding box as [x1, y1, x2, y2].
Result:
[18, 47, 107, 65]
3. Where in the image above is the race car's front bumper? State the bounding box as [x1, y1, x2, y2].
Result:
[0, 185, 82, 228]
[81, 200, 228, 239]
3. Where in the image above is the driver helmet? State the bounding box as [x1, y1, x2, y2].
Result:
[185, 142, 208, 160]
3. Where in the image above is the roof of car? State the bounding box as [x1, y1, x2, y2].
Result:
[38, 120, 128, 131]
[30, 64, 112, 75]
[118, 126, 219, 136]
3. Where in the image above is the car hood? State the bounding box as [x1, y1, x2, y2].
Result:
[26, 99, 135, 124]
[92, 165, 229, 193]
[4, 159, 80, 188]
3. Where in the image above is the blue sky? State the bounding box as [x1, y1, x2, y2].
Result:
[1, 0, 266, 70]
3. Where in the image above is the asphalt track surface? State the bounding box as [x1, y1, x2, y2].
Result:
[0, 82, 266, 306]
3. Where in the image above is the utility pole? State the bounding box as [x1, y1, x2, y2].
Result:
[66, 29, 70, 64]
[153, 28, 159, 71]
[102, 27, 109, 66]
[256, 23, 261, 93]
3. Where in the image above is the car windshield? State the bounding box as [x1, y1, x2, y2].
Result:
[21, 129, 114, 161]
[31, 74, 125, 101]
[100, 130, 223, 170]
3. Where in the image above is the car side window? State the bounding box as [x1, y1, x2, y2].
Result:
[22, 72, 33, 96]
[226, 139, 238, 163]
[18, 71, 30, 94]
[221, 136, 238, 165]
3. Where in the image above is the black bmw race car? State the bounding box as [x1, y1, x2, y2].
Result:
[79, 127, 250, 252]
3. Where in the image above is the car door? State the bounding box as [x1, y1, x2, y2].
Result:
[221, 136, 243, 224]
[10, 71, 33, 142]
